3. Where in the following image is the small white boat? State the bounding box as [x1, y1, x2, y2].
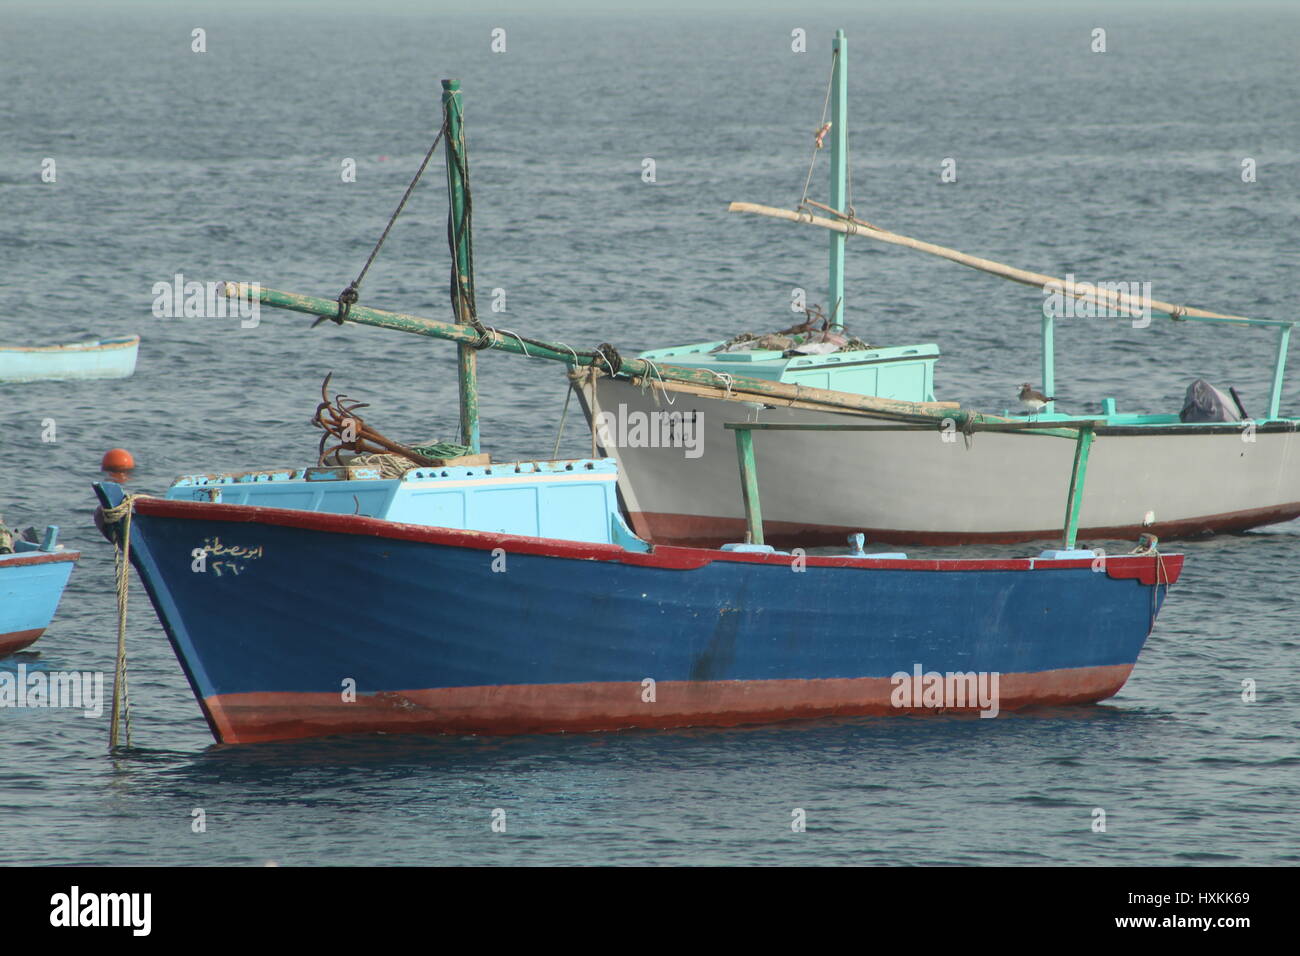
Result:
[0, 334, 140, 383]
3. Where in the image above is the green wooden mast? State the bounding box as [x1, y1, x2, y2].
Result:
[828, 29, 847, 331]
[442, 78, 480, 453]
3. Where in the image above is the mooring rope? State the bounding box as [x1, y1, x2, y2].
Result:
[1152, 551, 1170, 629]
[100, 494, 152, 750]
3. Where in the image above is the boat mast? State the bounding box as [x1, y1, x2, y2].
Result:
[1041, 309, 1055, 415]
[828, 30, 848, 331]
[442, 78, 480, 452]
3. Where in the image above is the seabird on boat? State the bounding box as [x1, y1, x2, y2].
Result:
[1018, 383, 1053, 417]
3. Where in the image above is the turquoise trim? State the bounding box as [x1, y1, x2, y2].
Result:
[638, 340, 940, 403]
[167, 458, 649, 551]
[1269, 324, 1291, 419]
[1004, 411, 1300, 426]
[11, 526, 62, 554]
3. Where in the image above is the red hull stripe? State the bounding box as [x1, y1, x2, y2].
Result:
[0, 628, 45, 656]
[0, 552, 79, 569]
[631, 505, 1300, 548]
[130, 498, 1180, 582]
[204, 666, 1135, 744]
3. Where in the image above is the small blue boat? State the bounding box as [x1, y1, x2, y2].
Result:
[0, 526, 78, 657]
[93, 454, 1181, 745]
[0, 334, 140, 383]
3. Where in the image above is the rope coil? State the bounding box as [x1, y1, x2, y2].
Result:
[639, 359, 677, 406]
[704, 369, 735, 397]
[593, 343, 622, 376]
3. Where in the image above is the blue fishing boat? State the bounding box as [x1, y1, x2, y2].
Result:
[88, 74, 1182, 746]
[0, 334, 139, 383]
[0, 525, 78, 656]
[93, 447, 1180, 744]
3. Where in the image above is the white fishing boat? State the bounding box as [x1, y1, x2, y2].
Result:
[579, 380, 1299, 546]
[573, 30, 1298, 547]
[0, 334, 140, 383]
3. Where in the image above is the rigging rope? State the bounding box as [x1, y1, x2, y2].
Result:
[316, 120, 449, 327]
[553, 380, 574, 458]
[586, 367, 599, 458]
[799, 48, 838, 209]
[307, 91, 627, 387]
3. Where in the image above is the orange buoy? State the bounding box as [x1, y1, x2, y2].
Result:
[101, 448, 135, 471]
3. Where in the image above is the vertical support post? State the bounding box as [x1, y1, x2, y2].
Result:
[1062, 425, 1094, 550]
[442, 78, 480, 453]
[1268, 323, 1291, 420]
[734, 427, 765, 546]
[828, 29, 847, 331]
[1041, 311, 1055, 415]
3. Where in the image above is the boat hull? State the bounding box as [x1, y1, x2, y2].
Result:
[94, 488, 1181, 744]
[0, 335, 140, 383]
[203, 666, 1137, 742]
[0, 552, 78, 655]
[588, 378, 1300, 546]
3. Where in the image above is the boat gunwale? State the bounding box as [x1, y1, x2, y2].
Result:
[0, 334, 140, 355]
[1091, 420, 1300, 435]
[0, 550, 80, 568]
[120, 493, 1182, 582]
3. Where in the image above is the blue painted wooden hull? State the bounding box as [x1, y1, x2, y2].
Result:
[0, 335, 139, 383]
[0, 551, 78, 655]
[94, 482, 1181, 744]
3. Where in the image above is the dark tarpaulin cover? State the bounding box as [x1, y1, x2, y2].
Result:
[1179, 378, 1242, 423]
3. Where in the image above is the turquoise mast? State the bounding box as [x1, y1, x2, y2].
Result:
[829, 29, 848, 331]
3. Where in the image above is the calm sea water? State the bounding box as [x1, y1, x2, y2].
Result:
[2, 4, 1298, 866]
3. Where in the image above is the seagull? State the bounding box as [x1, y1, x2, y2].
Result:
[1018, 383, 1053, 419]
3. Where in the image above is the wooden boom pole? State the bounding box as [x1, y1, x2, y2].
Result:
[219, 282, 1021, 427]
[729, 201, 1258, 324]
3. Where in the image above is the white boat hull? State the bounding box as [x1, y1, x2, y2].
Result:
[585, 377, 1300, 546]
[0, 335, 140, 383]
